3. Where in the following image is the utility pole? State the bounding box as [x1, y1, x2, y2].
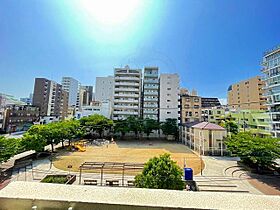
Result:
[242, 111, 246, 132]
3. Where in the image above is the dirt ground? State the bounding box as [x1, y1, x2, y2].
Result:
[53, 140, 204, 175]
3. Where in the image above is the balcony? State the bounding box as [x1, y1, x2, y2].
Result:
[143, 85, 158, 90]
[114, 93, 139, 98]
[144, 73, 158, 78]
[114, 105, 139, 109]
[143, 91, 158, 96]
[113, 111, 139, 115]
[143, 79, 159, 84]
[143, 104, 158, 108]
[115, 82, 140, 87]
[143, 110, 158, 114]
[114, 87, 139, 92]
[114, 99, 139, 103]
[115, 77, 140, 81]
[144, 98, 158, 102]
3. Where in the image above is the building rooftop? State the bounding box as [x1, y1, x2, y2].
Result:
[0, 181, 279, 210]
[192, 122, 226, 131]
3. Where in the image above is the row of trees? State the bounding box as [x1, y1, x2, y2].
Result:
[0, 120, 83, 162]
[115, 117, 179, 139]
[0, 115, 179, 163]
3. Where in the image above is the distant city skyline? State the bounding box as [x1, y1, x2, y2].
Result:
[0, 0, 279, 101]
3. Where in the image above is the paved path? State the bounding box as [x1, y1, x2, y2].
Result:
[194, 156, 262, 194]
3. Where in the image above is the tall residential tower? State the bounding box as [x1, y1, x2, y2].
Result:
[32, 78, 68, 119]
[142, 67, 159, 121]
[262, 45, 280, 137]
[113, 66, 142, 120]
[159, 73, 180, 122]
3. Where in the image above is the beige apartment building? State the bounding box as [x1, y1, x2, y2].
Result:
[227, 76, 267, 110]
[180, 89, 202, 123]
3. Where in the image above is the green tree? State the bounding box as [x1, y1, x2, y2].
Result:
[135, 153, 185, 190]
[226, 132, 280, 170]
[114, 119, 130, 138]
[0, 136, 23, 163]
[26, 124, 59, 152]
[80, 114, 113, 138]
[21, 133, 47, 152]
[142, 118, 160, 138]
[161, 118, 179, 140]
[224, 120, 239, 135]
[126, 116, 143, 138]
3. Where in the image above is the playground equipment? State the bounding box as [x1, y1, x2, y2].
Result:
[74, 144, 86, 152]
[68, 141, 86, 152]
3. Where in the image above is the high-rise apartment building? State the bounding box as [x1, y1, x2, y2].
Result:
[227, 76, 267, 110]
[159, 73, 180, 122]
[180, 89, 201, 123]
[95, 76, 114, 102]
[81, 86, 93, 106]
[142, 67, 159, 121]
[261, 45, 280, 137]
[61, 77, 80, 109]
[33, 78, 68, 119]
[113, 66, 142, 120]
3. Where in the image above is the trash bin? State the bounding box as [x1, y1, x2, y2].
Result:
[184, 168, 193, 181]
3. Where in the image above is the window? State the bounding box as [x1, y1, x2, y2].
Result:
[167, 111, 171, 114]
[167, 100, 171, 102]
[167, 88, 171, 90]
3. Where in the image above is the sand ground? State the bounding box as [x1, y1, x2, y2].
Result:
[53, 140, 204, 175]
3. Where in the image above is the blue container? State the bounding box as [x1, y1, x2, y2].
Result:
[184, 168, 193, 181]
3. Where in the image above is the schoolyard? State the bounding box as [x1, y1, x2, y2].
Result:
[53, 140, 204, 175]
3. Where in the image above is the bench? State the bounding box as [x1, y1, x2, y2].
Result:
[84, 179, 97, 185]
[106, 180, 119, 186]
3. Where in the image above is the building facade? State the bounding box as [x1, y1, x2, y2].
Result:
[180, 122, 227, 156]
[75, 100, 112, 119]
[33, 78, 69, 119]
[159, 74, 180, 122]
[230, 110, 270, 137]
[95, 76, 114, 102]
[113, 66, 142, 120]
[201, 97, 221, 108]
[262, 45, 280, 137]
[80, 86, 93, 106]
[61, 77, 80, 110]
[180, 89, 201, 123]
[201, 106, 226, 124]
[227, 76, 267, 111]
[3, 105, 40, 133]
[142, 67, 159, 121]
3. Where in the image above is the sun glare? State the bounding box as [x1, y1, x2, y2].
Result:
[79, 0, 142, 26]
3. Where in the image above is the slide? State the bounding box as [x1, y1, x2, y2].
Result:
[74, 144, 86, 152]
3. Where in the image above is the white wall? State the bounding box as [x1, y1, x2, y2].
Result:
[159, 74, 180, 122]
[95, 76, 114, 102]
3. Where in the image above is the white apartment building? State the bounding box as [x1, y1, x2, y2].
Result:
[61, 77, 80, 110]
[159, 73, 180, 122]
[143, 67, 159, 121]
[95, 76, 114, 102]
[113, 65, 142, 120]
[75, 100, 112, 119]
[262, 45, 280, 137]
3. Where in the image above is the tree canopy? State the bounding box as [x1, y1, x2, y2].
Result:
[135, 153, 185, 190]
[142, 118, 160, 138]
[161, 118, 179, 139]
[0, 136, 24, 162]
[80, 114, 113, 138]
[226, 132, 280, 170]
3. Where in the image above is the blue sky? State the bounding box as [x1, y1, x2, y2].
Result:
[0, 0, 279, 101]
